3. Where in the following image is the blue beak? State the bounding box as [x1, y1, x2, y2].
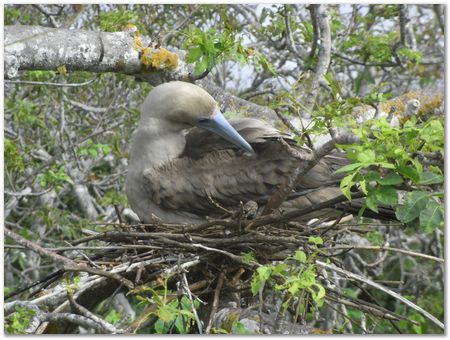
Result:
[196, 111, 255, 155]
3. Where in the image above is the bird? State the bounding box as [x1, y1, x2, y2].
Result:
[125, 81, 355, 225]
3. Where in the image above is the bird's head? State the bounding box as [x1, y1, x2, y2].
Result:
[142, 81, 254, 154]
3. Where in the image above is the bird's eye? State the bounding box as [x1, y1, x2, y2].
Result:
[197, 118, 210, 124]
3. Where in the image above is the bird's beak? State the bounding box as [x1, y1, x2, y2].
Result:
[196, 110, 255, 155]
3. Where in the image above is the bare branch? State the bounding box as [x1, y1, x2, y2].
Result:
[5, 25, 191, 84]
[316, 260, 444, 330]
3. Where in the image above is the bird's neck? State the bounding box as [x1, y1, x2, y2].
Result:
[125, 117, 189, 223]
[129, 117, 186, 171]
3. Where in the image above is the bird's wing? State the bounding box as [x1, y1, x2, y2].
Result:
[143, 119, 339, 217]
[181, 118, 294, 158]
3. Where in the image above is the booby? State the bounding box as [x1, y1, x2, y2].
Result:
[125, 81, 344, 224]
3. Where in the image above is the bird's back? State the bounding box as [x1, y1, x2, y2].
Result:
[143, 118, 344, 220]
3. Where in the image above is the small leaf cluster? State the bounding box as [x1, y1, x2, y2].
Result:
[98, 9, 142, 32]
[78, 139, 112, 158]
[5, 139, 25, 173]
[5, 307, 36, 334]
[133, 279, 200, 334]
[38, 165, 74, 191]
[336, 114, 444, 233]
[183, 26, 276, 76]
[251, 238, 326, 318]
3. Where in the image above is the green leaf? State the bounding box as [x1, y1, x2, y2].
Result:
[367, 231, 384, 246]
[419, 200, 443, 233]
[359, 179, 368, 194]
[375, 185, 398, 205]
[154, 319, 165, 333]
[308, 236, 323, 245]
[256, 266, 272, 281]
[299, 267, 316, 287]
[194, 58, 208, 75]
[334, 162, 362, 174]
[357, 150, 376, 164]
[186, 47, 203, 63]
[250, 277, 262, 296]
[294, 250, 307, 263]
[288, 280, 300, 295]
[377, 172, 403, 186]
[419, 171, 444, 185]
[340, 173, 355, 200]
[273, 263, 288, 275]
[251, 266, 272, 296]
[421, 120, 444, 145]
[395, 191, 429, 223]
[396, 165, 420, 183]
[157, 304, 176, 323]
[365, 170, 381, 182]
[378, 162, 396, 169]
[311, 284, 326, 306]
[174, 315, 185, 333]
[365, 194, 379, 213]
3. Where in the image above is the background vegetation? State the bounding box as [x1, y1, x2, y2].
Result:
[4, 4, 444, 334]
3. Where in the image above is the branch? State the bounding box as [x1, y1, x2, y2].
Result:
[303, 4, 331, 113]
[5, 75, 99, 87]
[205, 272, 225, 334]
[4, 227, 134, 289]
[67, 291, 124, 334]
[4, 25, 191, 84]
[316, 260, 444, 330]
[326, 245, 444, 263]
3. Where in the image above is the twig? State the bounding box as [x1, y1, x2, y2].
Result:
[4, 187, 54, 197]
[5, 227, 134, 289]
[206, 272, 225, 333]
[316, 260, 444, 330]
[33, 4, 59, 28]
[4, 270, 63, 300]
[67, 290, 123, 333]
[161, 5, 201, 45]
[37, 312, 116, 334]
[325, 245, 444, 263]
[332, 51, 398, 67]
[5, 76, 99, 87]
[181, 271, 203, 334]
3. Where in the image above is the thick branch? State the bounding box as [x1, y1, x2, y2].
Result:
[304, 4, 331, 113]
[4, 25, 191, 84]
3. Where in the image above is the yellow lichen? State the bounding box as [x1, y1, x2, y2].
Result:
[123, 23, 138, 32]
[381, 91, 443, 120]
[133, 31, 143, 51]
[57, 65, 67, 75]
[140, 47, 179, 71]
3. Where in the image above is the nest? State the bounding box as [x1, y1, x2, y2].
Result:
[5, 194, 442, 334]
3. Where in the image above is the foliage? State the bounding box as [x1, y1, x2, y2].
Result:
[5, 307, 36, 334]
[5, 139, 25, 173]
[38, 165, 74, 191]
[251, 241, 326, 319]
[335, 112, 444, 234]
[4, 3, 444, 335]
[78, 139, 112, 159]
[132, 278, 201, 334]
[183, 25, 276, 76]
[98, 8, 142, 32]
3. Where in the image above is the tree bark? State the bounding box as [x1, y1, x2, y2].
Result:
[4, 25, 191, 85]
